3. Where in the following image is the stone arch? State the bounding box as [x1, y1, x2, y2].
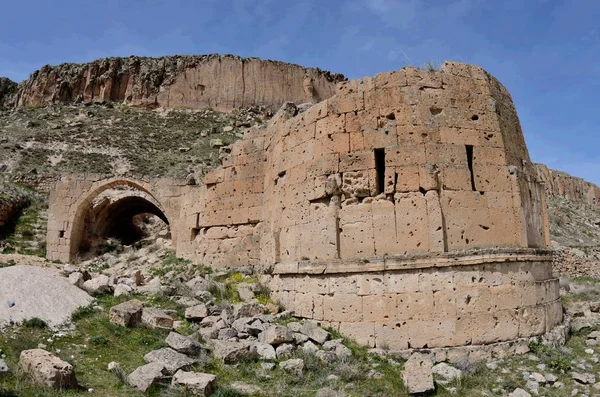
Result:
[67, 177, 170, 259]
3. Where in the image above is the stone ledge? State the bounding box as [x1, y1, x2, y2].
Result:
[272, 248, 554, 275]
[378, 313, 571, 364]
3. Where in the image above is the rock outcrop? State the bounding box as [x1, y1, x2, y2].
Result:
[0, 77, 17, 107]
[13, 55, 346, 111]
[0, 185, 30, 229]
[536, 163, 600, 208]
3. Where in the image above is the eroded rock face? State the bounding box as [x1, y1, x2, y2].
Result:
[536, 164, 600, 208]
[0, 77, 17, 107]
[14, 55, 345, 111]
[19, 349, 78, 389]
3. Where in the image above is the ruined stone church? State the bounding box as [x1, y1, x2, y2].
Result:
[45, 59, 561, 351]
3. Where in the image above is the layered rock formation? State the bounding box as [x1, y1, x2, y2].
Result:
[0, 77, 17, 107]
[13, 55, 346, 111]
[535, 164, 600, 208]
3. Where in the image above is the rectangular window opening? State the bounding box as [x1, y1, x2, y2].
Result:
[465, 145, 476, 191]
[374, 148, 386, 195]
[59, 230, 65, 238]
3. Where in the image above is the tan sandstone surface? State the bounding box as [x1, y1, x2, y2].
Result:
[536, 163, 600, 208]
[10, 55, 345, 112]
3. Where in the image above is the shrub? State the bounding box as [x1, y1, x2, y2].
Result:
[22, 317, 47, 329]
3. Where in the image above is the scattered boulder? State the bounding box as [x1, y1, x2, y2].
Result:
[166, 332, 206, 356]
[142, 307, 174, 329]
[280, 358, 304, 376]
[276, 343, 296, 359]
[432, 362, 463, 384]
[300, 322, 331, 344]
[254, 343, 277, 360]
[171, 370, 216, 396]
[508, 388, 532, 397]
[259, 325, 295, 345]
[572, 372, 596, 384]
[316, 350, 336, 363]
[402, 352, 434, 394]
[19, 349, 78, 389]
[186, 304, 209, 321]
[302, 341, 319, 354]
[233, 302, 264, 319]
[218, 327, 238, 340]
[237, 283, 256, 301]
[113, 284, 132, 297]
[109, 299, 143, 327]
[136, 279, 162, 296]
[186, 277, 209, 294]
[82, 275, 112, 295]
[144, 348, 197, 374]
[261, 362, 276, 371]
[68, 272, 85, 288]
[211, 340, 258, 364]
[127, 362, 167, 393]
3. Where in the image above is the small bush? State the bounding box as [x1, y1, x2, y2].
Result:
[22, 317, 47, 329]
[89, 335, 109, 345]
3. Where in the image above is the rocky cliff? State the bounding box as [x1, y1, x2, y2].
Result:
[536, 163, 600, 208]
[13, 55, 346, 112]
[0, 78, 17, 108]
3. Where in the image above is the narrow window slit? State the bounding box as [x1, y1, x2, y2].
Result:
[465, 145, 476, 191]
[374, 148, 385, 195]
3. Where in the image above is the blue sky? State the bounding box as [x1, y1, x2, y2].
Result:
[1, 0, 599, 184]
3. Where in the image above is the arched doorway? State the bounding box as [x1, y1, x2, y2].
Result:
[68, 178, 170, 260]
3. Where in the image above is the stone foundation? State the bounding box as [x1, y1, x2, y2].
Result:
[266, 249, 562, 350]
[385, 313, 571, 364]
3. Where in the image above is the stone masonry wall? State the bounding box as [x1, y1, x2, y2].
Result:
[47, 61, 561, 350]
[267, 250, 561, 349]
[256, 62, 549, 268]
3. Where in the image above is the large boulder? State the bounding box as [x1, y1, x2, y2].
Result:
[300, 322, 331, 345]
[211, 340, 258, 364]
[144, 348, 197, 374]
[19, 349, 78, 389]
[166, 332, 206, 356]
[233, 302, 264, 319]
[259, 325, 295, 345]
[0, 265, 93, 328]
[127, 362, 167, 392]
[142, 307, 174, 329]
[186, 304, 209, 321]
[171, 370, 217, 395]
[82, 275, 113, 295]
[402, 352, 434, 394]
[109, 299, 143, 327]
